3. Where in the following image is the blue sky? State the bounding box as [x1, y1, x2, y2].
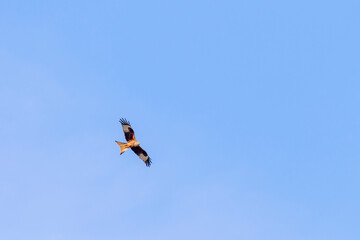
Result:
[1, 1, 359, 239]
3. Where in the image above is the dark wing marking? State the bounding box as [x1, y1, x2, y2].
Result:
[119, 118, 135, 142]
[131, 146, 152, 167]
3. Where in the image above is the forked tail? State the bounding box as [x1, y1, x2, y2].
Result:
[115, 141, 130, 154]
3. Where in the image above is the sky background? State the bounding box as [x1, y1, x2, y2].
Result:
[1, 1, 360, 239]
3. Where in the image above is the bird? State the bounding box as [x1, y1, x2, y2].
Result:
[115, 118, 152, 167]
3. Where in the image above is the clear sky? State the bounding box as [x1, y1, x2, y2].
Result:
[1, 1, 359, 239]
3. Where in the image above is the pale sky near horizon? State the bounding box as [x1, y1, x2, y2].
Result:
[1, 1, 360, 239]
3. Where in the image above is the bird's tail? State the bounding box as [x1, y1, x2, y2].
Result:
[115, 141, 130, 154]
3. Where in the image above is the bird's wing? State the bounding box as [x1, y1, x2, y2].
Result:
[131, 146, 152, 167]
[119, 118, 136, 142]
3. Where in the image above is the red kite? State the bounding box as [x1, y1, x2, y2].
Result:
[115, 118, 152, 167]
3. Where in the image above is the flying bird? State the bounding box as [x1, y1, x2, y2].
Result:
[115, 118, 152, 167]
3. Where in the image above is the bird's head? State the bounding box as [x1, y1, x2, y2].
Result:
[135, 141, 140, 147]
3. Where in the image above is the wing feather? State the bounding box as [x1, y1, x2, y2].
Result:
[119, 118, 135, 142]
[131, 146, 152, 167]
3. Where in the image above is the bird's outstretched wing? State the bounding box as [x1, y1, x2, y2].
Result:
[131, 146, 152, 167]
[119, 118, 135, 142]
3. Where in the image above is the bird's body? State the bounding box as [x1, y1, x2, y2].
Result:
[115, 139, 139, 154]
[115, 118, 152, 167]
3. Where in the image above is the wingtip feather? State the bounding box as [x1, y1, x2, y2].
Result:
[119, 118, 131, 126]
[145, 158, 152, 167]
